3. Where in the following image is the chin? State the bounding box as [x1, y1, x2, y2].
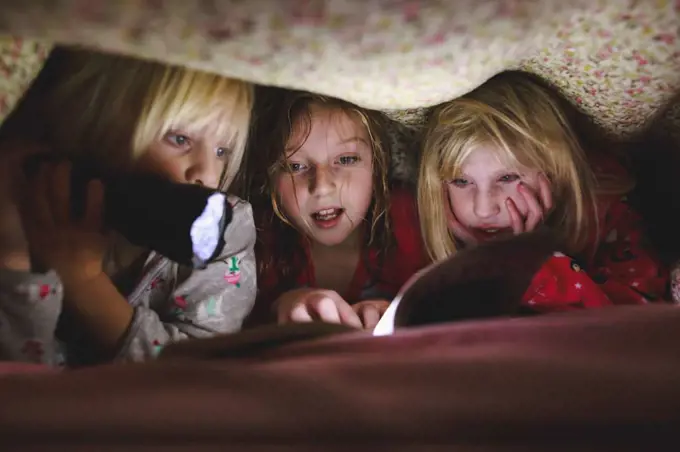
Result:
[315, 236, 351, 247]
[311, 230, 354, 247]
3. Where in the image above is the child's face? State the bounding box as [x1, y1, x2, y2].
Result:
[277, 104, 374, 248]
[135, 124, 230, 189]
[446, 145, 543, 241]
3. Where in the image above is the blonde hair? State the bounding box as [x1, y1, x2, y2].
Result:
[39, 46, 253, 190]
[418, 71, 631, 262]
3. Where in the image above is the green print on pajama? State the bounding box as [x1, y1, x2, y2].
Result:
[225, 256, 242, 288]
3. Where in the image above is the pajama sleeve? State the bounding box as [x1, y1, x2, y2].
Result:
[114, 198, 257, 362]
[522, 198, 668, 311]
[0, 269, 64, 365]
[589, 197, 669, 304]
[521, 252, 613, 312]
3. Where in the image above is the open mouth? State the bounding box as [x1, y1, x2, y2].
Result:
[472, 227, 513, 241]
[311, 207, 345, 228]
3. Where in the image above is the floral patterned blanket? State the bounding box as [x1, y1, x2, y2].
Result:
[0, 0, 678, 137]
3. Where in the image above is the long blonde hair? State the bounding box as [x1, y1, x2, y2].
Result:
[32, 46, 253, 190]
[418, 71, 631, 262]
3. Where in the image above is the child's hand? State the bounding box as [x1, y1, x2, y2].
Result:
[445, 207, 478, 246]
[506, 174, 553, 235]
[275, 288, 363, 329]
[352, 300, 390, 329]
[0, 143, 47, 270]
[19, 161, 108, 286]
[444, 174, 553, 246]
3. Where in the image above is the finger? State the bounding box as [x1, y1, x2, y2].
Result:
[538, 174, 554, 213]
[518, 183, 543, 231]
[50, 162, 71, 226]
[276, 301, 297, 324]
[506, 198, 524, 235]
[287, 303, 314, 324]
[82, 179, 105, 231]
[8, 159, 28, 203]
[358, 305, 382, 330]
[17, 164, 53, 263]
[3, 146, 51, 198]
[335, 300, 364, 329]
[356, 300, 390, 314]
[446, 208, 476, 244]
[311, 296, 342, 324]
[26, 163, 55, 229]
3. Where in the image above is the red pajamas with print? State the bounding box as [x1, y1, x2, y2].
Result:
[522, 196, 668, 310]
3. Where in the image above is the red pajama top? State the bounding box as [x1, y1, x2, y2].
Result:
[248, 186, 428, 326]
[521, 157, 669, 310]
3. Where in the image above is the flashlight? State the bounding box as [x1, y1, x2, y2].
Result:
[24, 154, 234, 269]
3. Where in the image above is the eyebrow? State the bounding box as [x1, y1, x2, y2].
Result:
[285, 136, 370, 157]
[337, 137, 369, 146]
[458, 168, 521, 179]
[178, 132, 237, 152]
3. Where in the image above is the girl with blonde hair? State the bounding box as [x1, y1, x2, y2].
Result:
[0, 47, 256, 366]
[418, 71, 667, 310]
[246, 90, 427, 330]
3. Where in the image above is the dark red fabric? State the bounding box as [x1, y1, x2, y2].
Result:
[589, 195, 669, 303]
[521, 155, 669, 310]
[2, 305, 680, 450]
[250, 186, 428, 325]
[0, 362, 57, 376]
[521, 252, 613, 311]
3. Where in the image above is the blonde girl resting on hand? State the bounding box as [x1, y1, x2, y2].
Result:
[0, 47, 256, 366]
[418, 71, 668, 311]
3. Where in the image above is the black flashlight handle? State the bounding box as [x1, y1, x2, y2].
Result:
[23, 154, 233, 268]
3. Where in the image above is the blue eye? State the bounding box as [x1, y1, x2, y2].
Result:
[499, 174, 520, 183]
[451, 178, 469, 187]
[338, 155, 359, 165]
[165, 133, 190, 147]
[287, 162, 306, 173]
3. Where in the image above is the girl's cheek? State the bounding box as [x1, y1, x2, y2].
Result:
[275, 178, 296, 210]
[276, 171, 299, 192]
[447, 188, 471, 219]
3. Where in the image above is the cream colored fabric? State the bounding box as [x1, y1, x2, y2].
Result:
[0, 0, 678, 137]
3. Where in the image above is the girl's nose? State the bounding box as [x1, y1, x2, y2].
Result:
[310, 165, 336, 196]
[186, 146, 221, 189]
[473, 191, 502, 219]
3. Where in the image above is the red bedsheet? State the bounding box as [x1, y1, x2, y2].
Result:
[1, 304, 679, 450]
